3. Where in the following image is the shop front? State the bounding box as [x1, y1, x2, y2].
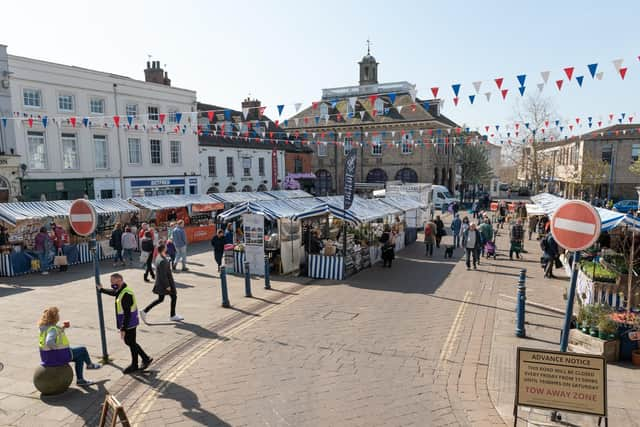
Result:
[20, 178, 94, 201]
[126, 177, 200, 198]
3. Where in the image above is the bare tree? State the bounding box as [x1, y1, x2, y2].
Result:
[579, 150, 609, 197]
[512, 94, 559, 192]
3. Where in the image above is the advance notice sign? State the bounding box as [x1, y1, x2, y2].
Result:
[515, 347, 606, 418]
[243, 213, 265, 276]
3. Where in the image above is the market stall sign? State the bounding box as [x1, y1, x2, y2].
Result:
[192, 202, 224, 213]
[550, 200, 601, 251]
[69, 199, 97, 237]
[515, 347, 607, 418]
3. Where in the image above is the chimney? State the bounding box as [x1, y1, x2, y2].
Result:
[241, 97, 261, 120]
[144, 60, 171, 86]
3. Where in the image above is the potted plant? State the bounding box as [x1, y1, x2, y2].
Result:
[597, 316, 617, 340]
[576, 305, 587, 330]
[582, 305, 594, 334]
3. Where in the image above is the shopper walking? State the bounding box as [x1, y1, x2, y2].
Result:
[97, 274, 152, 374]
[141, 231, 155, 282]
[462, 223, 481, 270]
[509, 219, 525, 260]
[450, 214, 462, 248]
[434, 215, 445, 248]
[528, 215, 538, 240]
[141, 243, 183, 322]
[110, 223, 124, 267]
[379, 224, 395, 268]
[471, 200, 479, 219]
[541, 233, 560, 278]
[211, 229, 226, 272]
[171, 220, 188, 272]
[121, 227, 137, 265]
[35, 227, 52, 275]
[37, 307, 101, 385]
[424, 220, 436, 257]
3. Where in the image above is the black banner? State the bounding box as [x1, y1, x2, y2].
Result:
[344, 148, 356, 210]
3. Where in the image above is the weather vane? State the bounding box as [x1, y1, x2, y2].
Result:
[366, 38, 372, 55]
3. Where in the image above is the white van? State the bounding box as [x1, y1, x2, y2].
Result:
[432, 185, 457, 209]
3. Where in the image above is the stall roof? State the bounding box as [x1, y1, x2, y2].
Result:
[218, 198, 326, 222]
[530, 193, 632, 232]
[209, 192, 276, 204]
[129, 195, 215, 210]
[265, 190, 313, 200]
[379, 195, 425, 211]
[318, 196, 401, 222]
[0, 199, 139, 226]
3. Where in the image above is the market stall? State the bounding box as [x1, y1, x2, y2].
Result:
[379, 194, 426, 246]
[217, 197, 326, 276]
[209, 191, 277, 208]
[128, 195, 222, 243]
[0, 199, 138, 276]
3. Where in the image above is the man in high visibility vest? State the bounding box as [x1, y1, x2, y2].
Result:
[97, 273, 152, 374]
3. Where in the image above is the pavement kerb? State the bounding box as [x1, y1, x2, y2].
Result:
[499, 293, 566, 315]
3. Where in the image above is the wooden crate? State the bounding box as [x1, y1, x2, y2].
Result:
[568, 329, 619, 362]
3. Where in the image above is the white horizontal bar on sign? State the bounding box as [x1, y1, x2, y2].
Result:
[70, 214, 93, 222]
[554, 218, 596, 235]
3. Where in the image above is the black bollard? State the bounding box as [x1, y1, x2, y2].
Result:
[515, 269, 526, 337]
[244, 261, 252, 297]
[220, 266, 230, 308]
[264, 255, 271, 289]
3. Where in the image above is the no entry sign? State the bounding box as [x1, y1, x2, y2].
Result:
[69, 199, 97, 236]
[550, 200, 601, 251]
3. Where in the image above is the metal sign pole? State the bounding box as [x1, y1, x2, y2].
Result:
[560, 251, 581, 352]
[93, 232, 109, 362]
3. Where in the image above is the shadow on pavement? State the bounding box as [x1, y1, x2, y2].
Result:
[172, 321, 230, 341]
[132, 372, 231, 426]
[0, 286, 32, 297]
[40, 379, 111, 427]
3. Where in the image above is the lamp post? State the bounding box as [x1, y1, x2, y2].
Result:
[628, 186, 640, 312]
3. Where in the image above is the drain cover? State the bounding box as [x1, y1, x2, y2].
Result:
[323, 310, 359, 321]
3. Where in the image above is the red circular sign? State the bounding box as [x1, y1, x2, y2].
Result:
[69, 199, 97, 236]
[550, 200, 601, 251]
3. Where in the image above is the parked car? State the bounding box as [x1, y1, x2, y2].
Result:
[612, 200, 638, 213]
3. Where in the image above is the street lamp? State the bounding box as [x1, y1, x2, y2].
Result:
[627, 186, 640, 312]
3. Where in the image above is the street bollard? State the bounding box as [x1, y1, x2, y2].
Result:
[220, 266, 230, 308]
[244, 261, 252, 297]
[515, 268, 527, 338]
[264, 255, 271, 290]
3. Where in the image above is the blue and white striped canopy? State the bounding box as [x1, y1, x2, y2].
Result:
[266, 190, 313, 200]
[217, 201, 280, 222]
[209, 191, 276, 204]
[218, 198, 327, 222]
[0, 199, 139, 226]
[379, 195, 425, 211]
[129, 195, 215, 210]
[531, 193, 629, 232]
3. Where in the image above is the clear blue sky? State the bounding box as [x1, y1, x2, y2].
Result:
[1, 0, 639, 135]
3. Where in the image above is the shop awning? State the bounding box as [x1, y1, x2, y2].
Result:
[379, 195, 426, 211]
[218, 198, 326, 222]
[291, 203, 362, 226]
[129, 195, 216, 210]
[265, 190, 313, 200]
[318, 196, 401, 222]
[531, 193, 628, 232]
[218, 201, 281, 222]
[209, 192, 276, 205]
[0, 199, 139, 226]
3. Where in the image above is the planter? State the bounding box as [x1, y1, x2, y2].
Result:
[632, 350, 640, 366]
[598, 331, 609, 340]
[568, 329, 620, 362]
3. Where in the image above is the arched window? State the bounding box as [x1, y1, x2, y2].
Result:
[315, 169, 332, 195]
[257, 184, 267, 191]
[225, 185, 236, 193]
[206, 186, 219, 194]
[395, 168, 418, 183]
[242, 185, 252, 192]
[366, 168, 388, 183]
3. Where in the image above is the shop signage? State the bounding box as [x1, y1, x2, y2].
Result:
[191, 202, 224, 213]
[343, 148, 357, 210]
[271, 148, 278, 189]
[69, 199, 97, 237]
[130, 178, 185, 188]
[55, 181, 64, 191]
[550, 200, 601, 251]
[514, 347, 607, 421]
[188, 178, 198, 184]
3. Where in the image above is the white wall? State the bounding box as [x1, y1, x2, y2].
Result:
[6, 54, 200, 197]
[199, 146, 286, 193]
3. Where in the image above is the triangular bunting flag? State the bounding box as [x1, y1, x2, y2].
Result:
[576, 76, 584, 87]
[258, 107, 266, 118]
[397, 105, 403, 113]
[501, 89, 508, 100]
[596, 72, 604, 80]
[485, 92, 492, 102]
[224, 110, 231, 121]
[469, 95, 475, 104]
[388, 93, 396, 104]
[517, 74, 526, 86]
[159, 113, 166, 124]
[518, 86, 525, 96]
[175, 112, 182, 124]
[207, 111, 214, 122]
[348, 97, 357, 110]
[494, 78, 504, 89]
[540, 71, 550, 84]
[453, 97, 459, 106]
[294, 102, 302, 112]
[42, 116, 48, 128]
[70, 117, 76, 128]
[430, 87, 439, 98]
[588, 63, 598, 78]
[537, 83, 544, 92]
[312, 101, 318, 110]
[277, 105, 284, 116]
[127, 115, 133, 126]
[563, 67, 574, 80]
[423, 101, 430, 110]
[359, 111, 365, 120]
[619, 67, 628, 79]
[82, 117, 89, 127]
[28, 117, 33, 128]
[451, 84, 461, 97]
[409, 87, 417, 102]
[368, 94, 378, 105]
[612, 58, 623, 70]
[472, 81, 482, 94]
[556, 80, 564, 91]
[330, 99, 337, 108]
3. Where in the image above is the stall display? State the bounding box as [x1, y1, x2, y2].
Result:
[0, 199, 138, 276]
[128, 195, 222, 243]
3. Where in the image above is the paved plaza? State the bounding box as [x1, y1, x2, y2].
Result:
[1, 221, 638, 426]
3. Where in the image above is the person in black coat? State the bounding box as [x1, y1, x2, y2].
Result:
[211, 229, 226, 272]
[541, 233, 560, 278]
[140, 244, 183, 322]
[141, 231, 155, 282]
[110, 223, 124, 267]
[379, 224, 395, 268]
[434, 215, 445, 248]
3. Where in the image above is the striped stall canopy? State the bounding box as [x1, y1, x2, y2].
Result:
[129, 195, 216, 210]
[292, 203, 362, 225]
[0, 199, 139, 226]
[218, 198, 327, 222]
[531, 193, 632, 232]
[379, 195, 426, 211]
[265, 190, 313, 200]
[218, 202, 279, 222]
[318, 196, 398, 222]
[209, 192, 276, 205]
